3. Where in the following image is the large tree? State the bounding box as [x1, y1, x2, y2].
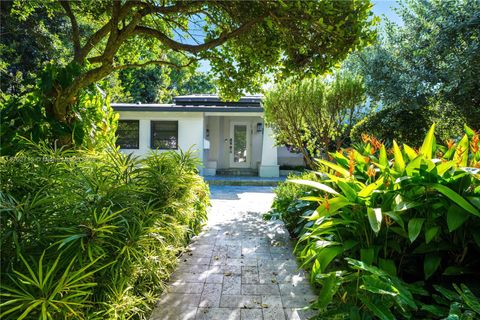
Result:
[348, 0, 480, 145]
[2, 0, 376, 147]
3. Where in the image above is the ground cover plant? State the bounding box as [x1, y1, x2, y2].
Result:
[0, 143, 209, 319]
[267, 124, 480, 319]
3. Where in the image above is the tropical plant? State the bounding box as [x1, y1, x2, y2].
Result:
[263, 72, 367, 168]
[267, 124, 480, 319]
[0, 142, 209, 319]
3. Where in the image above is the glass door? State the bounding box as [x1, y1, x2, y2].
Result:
[229, 122, 250, 168]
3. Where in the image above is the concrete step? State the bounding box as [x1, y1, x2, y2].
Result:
[204, 176, 284, 186]
[215, 168, 259, 176]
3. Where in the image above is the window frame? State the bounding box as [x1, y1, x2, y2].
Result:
[150, 120, 179, 150]
[116, 120, 140, 150]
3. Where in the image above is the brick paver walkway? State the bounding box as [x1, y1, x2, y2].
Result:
[150, 186, 317, 320]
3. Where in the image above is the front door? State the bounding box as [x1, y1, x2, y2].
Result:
[229, 122, 251, 168]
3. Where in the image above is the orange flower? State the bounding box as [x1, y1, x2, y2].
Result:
[446, 139, 455, 150]
[324, 195, 330, 211]
[348, 149, 355, 176]
[364, 156, 371, 164]
[367, 165, 376, 178]
[361, 133, 370, 143]
[470, 134, 479, 153]
[370, 136, 383, 151]
[384, 215, 394, 227]
[385, 178, 391, 187]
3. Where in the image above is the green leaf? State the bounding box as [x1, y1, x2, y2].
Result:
[436, 161, 454, 176]
[318, 246, 343, 273]
[358, 177, 384, 198]
[379, 145, 388, 167]
[408, 218, 425, 243]
[429, 183, 479, 217]
[383, 211, 405, 229]
[464, 124, 475, 138]
[455, 284, 480, 315]
[405, 156, 423, 176]
[425, 226, 439, 244]
[316, 273, 341, 309]
[361, 275, 398, 296]
[360, 248, 375, 265]
[454, 134, 469, 167]
[288, 179, 339, 195]
[420, 123, 436, 159]
[394, 196, 421, 212]
[309, 197, 353, 220]
[337, 181, 357, 201]
[392, 140, 405, 173]
[447, 205, 470, 232]
[379, 258, 397, 276]
[403, 144, 418, 161]
[468, 196, 480, 209]
[367, 208, 382, 234]
[424, 253, 441, 279]
[358, 294, 395, 320]
[433, 285, 460, 301]
[317, 159, 350, 178]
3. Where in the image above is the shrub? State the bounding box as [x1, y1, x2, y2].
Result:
[350, 102, 469, 146]
[263, 72, 367, 168]
[0, 143, 209, 319]
[268, 124, 480, 319]
[265, 171, 320, 237]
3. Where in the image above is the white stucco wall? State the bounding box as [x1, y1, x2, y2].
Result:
[116, 109, 303, 175]
[116, 111, 204, 165]
[277, 146, 305, 167]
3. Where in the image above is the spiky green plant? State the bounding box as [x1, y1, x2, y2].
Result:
[0, 143, 209, 319]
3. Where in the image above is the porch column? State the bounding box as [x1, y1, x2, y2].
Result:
[259, 126, 280, 177]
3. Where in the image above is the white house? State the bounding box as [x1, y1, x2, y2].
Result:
[112, 95, 304, 178]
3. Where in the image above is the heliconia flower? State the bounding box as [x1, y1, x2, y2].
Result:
[385, 178, 391, 187]
[348, 150, 355, 176]
[324, 195, 330, 211]
[455, 146, 466, 166]
[470, 134, 479, 153]
[370, 136, 383, 151]
[384, 215, 394, 227]
[367, 165, 376, 178]
[361, 133, 370, 143]
[446, 139, 455, 150]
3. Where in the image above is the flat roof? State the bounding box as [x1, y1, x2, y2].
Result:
[112, 95, 264, 112]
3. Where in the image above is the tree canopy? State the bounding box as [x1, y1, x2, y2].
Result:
[263, 72, 366, 168]
[1, 0, 377, 150]
[348, 0, 480, 145]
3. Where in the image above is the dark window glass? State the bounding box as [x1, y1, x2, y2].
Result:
[151, 121, 178, 149]
[116, 120, 139, 149]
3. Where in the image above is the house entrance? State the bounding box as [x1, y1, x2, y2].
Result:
[229, 122, 251, 168]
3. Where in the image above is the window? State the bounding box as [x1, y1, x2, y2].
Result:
[151, 121, 178, 149]
[116, 120, 139, 149]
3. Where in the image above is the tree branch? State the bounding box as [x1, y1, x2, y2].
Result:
[59, 0, 81, 60]
[133, 15, 265, 54]
[112, 58, 199, 71]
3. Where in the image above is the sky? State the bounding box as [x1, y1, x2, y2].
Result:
[197, 0, 403, 73]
